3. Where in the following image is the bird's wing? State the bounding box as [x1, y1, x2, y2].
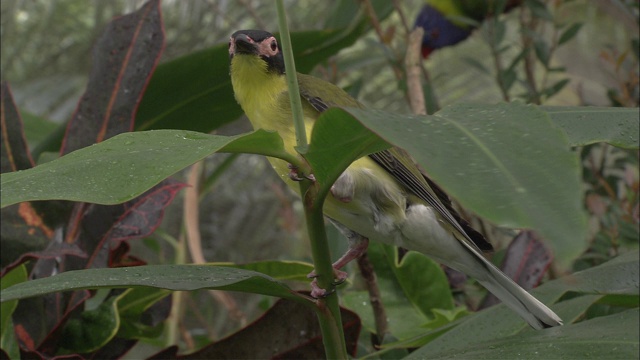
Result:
[368, 149, 491, 251]
[297, 74, 491, 252]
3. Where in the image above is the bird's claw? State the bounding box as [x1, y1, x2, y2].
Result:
[307, 268, 348, 298]
[288, 164, 315, 182]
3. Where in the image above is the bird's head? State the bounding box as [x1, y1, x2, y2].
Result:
[228, 30, 285, 75]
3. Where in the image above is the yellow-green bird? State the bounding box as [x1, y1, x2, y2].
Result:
[228, 29, 562, 330]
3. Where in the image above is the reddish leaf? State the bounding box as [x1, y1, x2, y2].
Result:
[3, 2, 173, 357]
[82, 179, 186, 270]
[480, 230, 553, 309]
[107, 179, 186, 244]
[0, 203, 53, 272]
[1, 241, 86, 278]
[0, 81, 34, 173]
[109, 241, 147, 268]
[178, 298, 361, 359]
[60, 0, 164, 154]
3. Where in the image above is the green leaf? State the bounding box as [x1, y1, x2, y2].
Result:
[533, 38, 551, 68]
[383, 251, 639, 352]
[339, 103, 587, 268]
[1, 265, 26, 358]
[0, 129, 291, 208]
[60, 294, 121, 353]
[542, 78, 570, 98]
[116, 288, 169, 339]
[499, 68, 517, 92]
[21, 111, 59, 152]
[220, 260, 314, 282]
[558, 22, 583, 45]
[386, 248, 454, 316]
[543, 106, 639, 149]
[0, 265, 26, 333]
[525, 0, 554, 21]
[462, 57, 490, 75]
[117, 287, 170, 318]
[409, 308, 639, 359]
[0, 265, 307, 303]
[305, 107, 390, 189]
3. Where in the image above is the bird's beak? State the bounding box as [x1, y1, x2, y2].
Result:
[230, 33, 257, 56]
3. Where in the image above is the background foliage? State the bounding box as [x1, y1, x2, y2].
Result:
[1, 0, 638, 359]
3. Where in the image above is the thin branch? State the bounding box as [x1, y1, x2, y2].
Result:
[519, 6, 540, 104]
[184, 161, 245, 323]
[405, 28, 426, 115]
[357, 253, 388, 344]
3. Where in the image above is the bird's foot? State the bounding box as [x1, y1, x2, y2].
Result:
[288, 164, 316, 182]
[307, 268, 348, 298]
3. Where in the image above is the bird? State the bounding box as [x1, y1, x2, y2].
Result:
[228, 29, 562, 330]
[415, 0, 522, 58]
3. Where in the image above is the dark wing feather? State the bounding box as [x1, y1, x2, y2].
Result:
[297, 73, 490, 252]
[369, 150, 492, 252]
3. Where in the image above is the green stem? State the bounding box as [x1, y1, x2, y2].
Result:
[275, 0, 307, 151]
[276, 1, 347, 358]
[302, 181, 348, 358]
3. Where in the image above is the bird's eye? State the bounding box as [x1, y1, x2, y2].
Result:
[270, 40, 277, 52]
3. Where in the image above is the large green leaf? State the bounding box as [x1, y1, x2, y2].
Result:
[0, 264, 26, 359]
[389, 251, 639, 353]
[60, 293, 121, 353]
[332, 103, 587, 267]
[407, 308, 639, 359]
[0, 265, 308, 304]
[305, 107, 390, 189]
[0, 129, 292, 208]
[543, 106, 639, 149]
[341, 242, 456, 341]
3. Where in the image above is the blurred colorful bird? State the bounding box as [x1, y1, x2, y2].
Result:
[415, 0, 522, 58]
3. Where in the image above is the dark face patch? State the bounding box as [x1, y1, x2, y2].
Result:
[229, 30, 285, 75]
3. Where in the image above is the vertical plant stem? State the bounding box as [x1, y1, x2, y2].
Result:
[275, 0, 307, 150]
[303, 182, 348, 358]
[520, 6, 540, 104]
[276, 1, 347, 358]
[405, 28, 427, 116]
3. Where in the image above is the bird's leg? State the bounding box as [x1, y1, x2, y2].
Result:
[287, 163, 316, 182]
[308, 223, 369, 298]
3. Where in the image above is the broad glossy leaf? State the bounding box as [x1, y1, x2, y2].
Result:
[558, 22, 583, 45]
[543, 106, 639, 149]
[1, 264, 26, 356]
[61, 0, 164, 154]
[335, 103, 587, 267]
[389, 251, 639, 351]
[1, 82, 34, 173]
[60, 294, 121, 353]
[305, 108, 390, 189]
[384, 247, 454, 316]
[220, 260, 314, 282]
[0, 129, 287, 208]
[0, 265, 306, 303]
[407, 308, 639, 359]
